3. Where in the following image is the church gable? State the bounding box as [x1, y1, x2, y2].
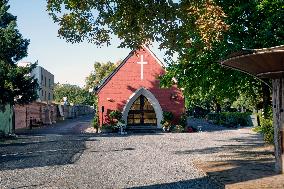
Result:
[96, 46, 165, 93]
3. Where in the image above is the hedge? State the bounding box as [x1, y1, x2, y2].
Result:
[207, 112, 253, 127]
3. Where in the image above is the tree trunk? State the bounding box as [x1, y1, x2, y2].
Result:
[272, 79, 284, 173]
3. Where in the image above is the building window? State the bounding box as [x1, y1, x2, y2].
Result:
[41, 74, 43, 84]
[41, 90, 43, 96]
[127, 95, 157, 126]
[45, 77, 46, 87]
[45, 91, 46, 101]
[48, 93, 50, 100]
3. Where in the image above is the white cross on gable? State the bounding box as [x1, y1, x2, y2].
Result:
[137, 55, 148, 80]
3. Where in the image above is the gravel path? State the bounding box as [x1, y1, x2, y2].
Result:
[0, 117, 265, 189]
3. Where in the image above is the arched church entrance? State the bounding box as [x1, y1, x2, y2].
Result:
[127, 95, 157, 126]
[122, 87, 163, 128]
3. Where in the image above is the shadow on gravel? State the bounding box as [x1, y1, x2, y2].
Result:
[175, 133, 264, 155]
[93, 132, 165, 138]
[175, 133, 276, 186]
[0, 133, 94, 171]
[90, 147, 135, 153]
[129, 176, 223, 189]
[195, 160, 276, 187]
[12, 184, 44, 189]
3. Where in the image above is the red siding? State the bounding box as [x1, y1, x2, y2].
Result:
[97, 47, 184, 125]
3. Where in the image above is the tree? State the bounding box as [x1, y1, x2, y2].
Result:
[46, 0, 283, 58]
[46, 0, 228, 51]
[0, 0, 38, 107]
[85, 61, 117, 91]
[159, 0, 282, 113]
[47, 0, 284, 114]
[54, 83, 95, 105]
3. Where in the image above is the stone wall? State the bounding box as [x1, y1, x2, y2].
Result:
[14, 102, 94, 130]
[15, 102, 57, 129]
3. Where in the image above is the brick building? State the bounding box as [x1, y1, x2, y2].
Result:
[95, 46, 184, 128]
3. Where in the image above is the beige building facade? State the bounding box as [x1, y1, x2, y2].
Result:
[18, 62, 54, 103]
[32, 66, 54, 103]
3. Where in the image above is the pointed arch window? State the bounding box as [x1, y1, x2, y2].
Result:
[127, 95, 157, 126]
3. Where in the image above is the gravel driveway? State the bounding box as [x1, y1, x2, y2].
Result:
[0, 117, 265, 189]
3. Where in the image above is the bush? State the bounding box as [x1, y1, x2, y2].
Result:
[92, 106, 99, 132]
[161, 111, 174, 131]
[109, 110, 123, 125]
[163, 111, 174, 122]
[92, 116, 99, 129]
[191, 106, 209, 118]
[179, 113, 187, 126]
[206, 113, 220, 124]
[172, 125, 186, 133]
[207, 112, 252, 127]
[253, 117, 274, 144]
[109, 110, 122, 120]
[92, 102, 99, 132]
[101, 124, 114, 132]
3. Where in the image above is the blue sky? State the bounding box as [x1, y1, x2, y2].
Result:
[9, 0, 165, 87]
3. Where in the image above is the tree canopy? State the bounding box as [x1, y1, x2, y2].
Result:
[46, 0, 229, 51]
[162, 0, 283, 112]
[0, 0, 38, 106]
[54, 83, 95, 105]
[47, 0, 284, 112]
[85, 61, 117, 91]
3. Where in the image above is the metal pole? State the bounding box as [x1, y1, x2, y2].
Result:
[101, 106, 104, 126]
[101, 111, 104, 125]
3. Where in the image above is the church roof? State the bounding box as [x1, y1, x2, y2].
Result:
[94, 46, 165, 93]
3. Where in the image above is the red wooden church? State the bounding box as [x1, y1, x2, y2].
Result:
[95, 46, 185, 129]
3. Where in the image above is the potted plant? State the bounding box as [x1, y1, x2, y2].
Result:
[116, 120, 127, 134]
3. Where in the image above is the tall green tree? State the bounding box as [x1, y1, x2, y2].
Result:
[47, 0, 284, 114]
[0, 0, 38, 107]
[54, 83, 95, 105]
[170, 0, 283, 113]
[85, 61, 117, 91]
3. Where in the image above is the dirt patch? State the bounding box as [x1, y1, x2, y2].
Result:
[195, 145, 284, 189]
[83, 127, 97, 133]
[226, 175, 284, 189]
[70, 120, 97, 133]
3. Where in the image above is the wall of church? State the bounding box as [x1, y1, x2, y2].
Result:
[97, 48, 185, 126]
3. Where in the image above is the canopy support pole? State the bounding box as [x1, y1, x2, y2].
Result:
[272, 78, 284, 173]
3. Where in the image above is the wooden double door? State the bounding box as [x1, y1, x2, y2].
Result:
[127, 95, 157, 126]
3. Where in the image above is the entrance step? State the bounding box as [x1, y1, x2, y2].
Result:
[126, 126, 161, 133]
